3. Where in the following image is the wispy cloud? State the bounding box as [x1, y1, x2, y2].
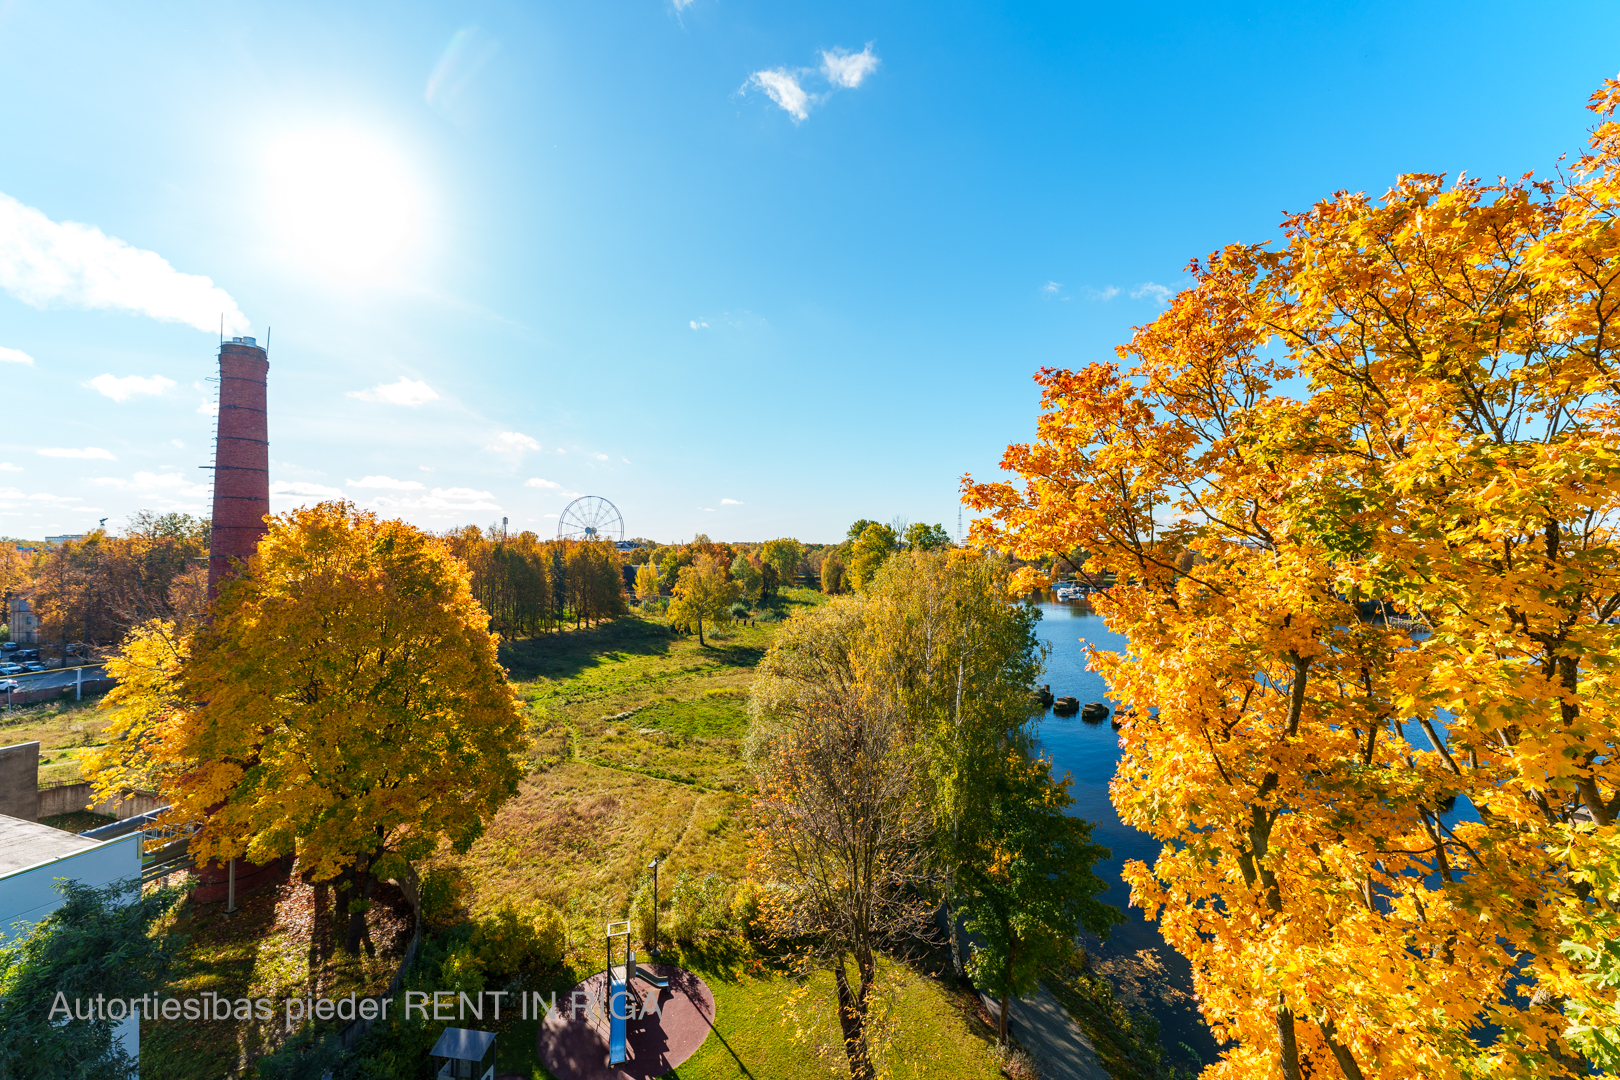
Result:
[271, 481, 344, 498]
[671, 0, 696, 10]
[748, 44, 879, 122]
[700, 507, 715, 512]
[346, 475, 426, 491]
[1131, 282, 1173, 305]
[690, 319, 708, 330]
[364, 486, 500, 517]
[348, 377, 440, 407]
[0, 463, 21, 472]
[486, 431, 542, 456]
[90, 471, 209, 499]
[39, 447, 115, 460]
[721, 498, 743, 505]
[749, 69, 814, 122]
[0, 346, 34, 365]
[525, 477, 561, 489]
[86, 373, 176, 402]
[821, 45, 879, 89]
[1082, 285, 1121, 301]
[0, 191, 248, 333]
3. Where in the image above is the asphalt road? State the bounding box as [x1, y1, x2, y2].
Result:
[0, 663, 107, 691]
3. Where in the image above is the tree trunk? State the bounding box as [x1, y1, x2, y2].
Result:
[342, 865, 376, 956]
[1276, 991, 1303, 1080]
[697, 616, 704, 647]
[834, 958, 875, 1080]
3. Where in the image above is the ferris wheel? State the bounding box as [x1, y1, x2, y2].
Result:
[557, 496, 624, 543]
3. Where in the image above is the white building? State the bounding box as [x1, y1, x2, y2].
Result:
[0, 814, 143, 1057]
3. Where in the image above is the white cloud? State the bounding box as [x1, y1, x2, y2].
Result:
[197, 400, 218, 417]
[171, 439, 184, 448]
[672, 0, 696, 9]
[0, 463, 18, 472]
[821, 45, 879, 89]
[1082, 285, 1120, 301]
[486, 431, 542, 455]
[1131, 282, 1173, 305]
[348, 377, 440, 407]
[0, 191, 248, 333]
[0, 346, 34, 365]
[362, 486, 501, 518]
[346, 475, 426, 491]
[700, 507, 715, 512]
[38, 447, 115, 460]
[270, 480, 345, 498]
[594, 452, 609, 461]
[749, 69, 814, 122]
[1041, 281, 1061, 295]
[690, 319, 708, 330]
[525, 477, 561, 489]
[27, 492, 82, 502]
[721, 498, 743, 505]
[86, 373, 176, 402]
[90, 471, 209, 498]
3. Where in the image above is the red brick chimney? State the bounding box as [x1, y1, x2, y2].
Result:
[208, 336, 269, 597]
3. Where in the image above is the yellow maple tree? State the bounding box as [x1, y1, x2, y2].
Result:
[93, 501, 524, 953]
[965, 78, 1620, 1079]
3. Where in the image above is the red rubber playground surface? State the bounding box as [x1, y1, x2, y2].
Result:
[538, 964, 715, 1080]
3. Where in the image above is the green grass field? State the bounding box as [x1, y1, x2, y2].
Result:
[428, 594, 1012, 1080]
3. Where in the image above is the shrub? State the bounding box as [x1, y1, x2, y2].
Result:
[667, 871, 730, 945]
[419, 865, 467, 929]
[731, 879, 764, 939]
[439, 943, 485, 994]
[629, 877, 659, 952]
[472, 900, 566, 978]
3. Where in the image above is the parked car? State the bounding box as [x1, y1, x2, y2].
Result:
[0, 679, 19, 694]
[21, 662, 46, 673]
[14, 649, 40, 661]
[0, 664, 21, 676]
[1, 641, 17, 651]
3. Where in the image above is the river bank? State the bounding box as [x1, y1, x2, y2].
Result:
[1031, 599, 1218, 1072]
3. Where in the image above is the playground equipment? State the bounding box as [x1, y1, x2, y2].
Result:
[604, 921, 633, 1065]
[603, 919, 673, 1066]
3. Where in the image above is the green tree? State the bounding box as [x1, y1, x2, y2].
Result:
[0, 878, 185, 1080]
[846, 519, 880, 541]
[820, 555, 848, 594]
[902, 522, 952, 551]
[761, 538, 805, 588]
[860, 548, 1049, 976]
[668, 553, 741, 646]
[959, 752, 1119, 1045]
[846, 523, 899, 592]
[730, 553, 763, 604]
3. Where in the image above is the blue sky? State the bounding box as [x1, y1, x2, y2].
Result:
[1, 1, 1616, 544]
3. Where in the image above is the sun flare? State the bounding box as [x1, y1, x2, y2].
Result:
[265, 129, 422, 279]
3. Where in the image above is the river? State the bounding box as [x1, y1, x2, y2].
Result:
[1029, 598, 1219, 1070]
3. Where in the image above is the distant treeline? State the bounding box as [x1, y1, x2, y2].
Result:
[1, 512, 210, 646]
[441, 528, 628, 636]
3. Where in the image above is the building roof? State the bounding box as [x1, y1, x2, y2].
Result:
[0, 814, 100, 877]
[429, 1028, 496, 1061]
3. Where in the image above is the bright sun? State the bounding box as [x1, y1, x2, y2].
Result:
[266, 130, 422, 279]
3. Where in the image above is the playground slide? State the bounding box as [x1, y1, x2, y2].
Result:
[628, 951, 670, 990]
[608, 980, 629, 1065]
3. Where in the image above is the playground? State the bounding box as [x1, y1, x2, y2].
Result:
[537, 922, 717, 1080]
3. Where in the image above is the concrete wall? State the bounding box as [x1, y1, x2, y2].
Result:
[0, 742, 39, 821]
[38, 783, 162, 821]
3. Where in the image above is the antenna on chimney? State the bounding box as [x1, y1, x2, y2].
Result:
[219, 314, 223, 346]
[265, 326, 271, 354]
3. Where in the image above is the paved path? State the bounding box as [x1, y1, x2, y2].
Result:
[982, 985, 1109, 1080]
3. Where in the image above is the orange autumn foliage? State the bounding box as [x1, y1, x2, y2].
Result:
[965, 79, 1620, 1079]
